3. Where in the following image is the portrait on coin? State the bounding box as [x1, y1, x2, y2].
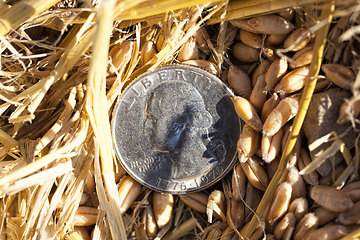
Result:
[143, 80, 226, 179]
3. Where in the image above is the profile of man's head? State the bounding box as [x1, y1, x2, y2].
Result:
[143, 81, 212, 152]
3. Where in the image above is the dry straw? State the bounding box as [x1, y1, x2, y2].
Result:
[0, 0, 62, 35]
[208, 0, 332, 24]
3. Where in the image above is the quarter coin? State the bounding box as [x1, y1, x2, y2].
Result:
[112, 65, 241, 194]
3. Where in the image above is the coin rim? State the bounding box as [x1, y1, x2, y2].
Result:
[112, 64, 241, 194]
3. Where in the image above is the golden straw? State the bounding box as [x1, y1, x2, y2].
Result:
[341, 227, 360, 240]
[115, 0, 224, 20]
[208, 0, 331, 24]
[0, 0, 61, 35]
[0, 129, 18, 148]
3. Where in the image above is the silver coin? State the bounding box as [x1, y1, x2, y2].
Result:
[112, 65, 241, 194]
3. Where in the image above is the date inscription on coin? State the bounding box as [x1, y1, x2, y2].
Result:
[112, 65, 240, 194]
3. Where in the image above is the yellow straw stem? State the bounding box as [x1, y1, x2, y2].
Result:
[67, 232, 84, 240]
[115, 0, 224, 20]
[208, 0, 331, 24]
[243, 1, 335, 237]
[341, 227, 360, 240]
[162, 218, 198, 240]
[0, 129, 18, 148]
[0, 0, 61, 35]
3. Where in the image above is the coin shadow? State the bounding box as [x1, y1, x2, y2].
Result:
[202, 96, 240, 164]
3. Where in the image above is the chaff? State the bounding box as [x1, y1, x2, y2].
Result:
[299, 131, 352, 175]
